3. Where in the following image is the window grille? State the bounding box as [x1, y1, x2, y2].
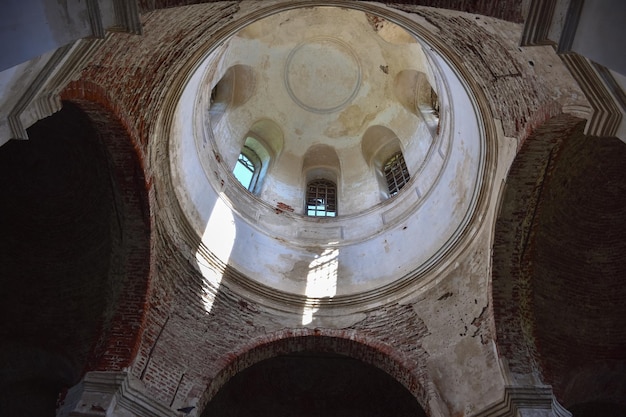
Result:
[306, 179, 337, 217]
[384, 152, 410, 196]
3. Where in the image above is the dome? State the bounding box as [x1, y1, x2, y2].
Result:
[169, 4, 487, 309]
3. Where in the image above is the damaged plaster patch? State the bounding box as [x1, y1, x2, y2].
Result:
[325, 104, 376, 137]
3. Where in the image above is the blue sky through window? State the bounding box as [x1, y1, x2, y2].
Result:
[234, 154, 254, 189]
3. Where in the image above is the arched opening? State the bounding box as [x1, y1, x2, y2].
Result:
[0, 101, 151, 415]
[492, 113, 626, 411]
[202, 351, 427, 417]
[569, 401, 626, 417]
[361, 125, 409, 200]
[199, 333, 431, 417]
[394, 70, 440, 136]
[303, 144, 341, 217]
[231, 119, 284, 195]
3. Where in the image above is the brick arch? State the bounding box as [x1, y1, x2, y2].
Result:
[200, 329, 436, 415]
[0, 99, 150, 414]
[60, 83, 153, 372]
[491, 113, 585, 377]
[530, 131, 626, 408]
[137, 0, 526, 23]
[492, 113, 626, 408]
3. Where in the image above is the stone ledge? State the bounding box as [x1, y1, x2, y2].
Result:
[63, 371, 179, 417]
[473, 386, 572, 417]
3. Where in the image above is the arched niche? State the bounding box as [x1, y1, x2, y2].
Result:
[232, 119, 284, 195]
[302, 144, 341, 216]
[302, 143, 341, 184]
[361, 125, 402, 165]
[394, 70, 439, 136]
[361, 125, 406, 199]
[248, 118, 284, 159]
[209, 64, 256, 124]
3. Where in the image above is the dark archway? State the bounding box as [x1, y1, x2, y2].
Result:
[492, 112, 626, 412]
[0, 101, 151, 415]
[197, 331, 434, 416]
[531, 131, 626, 411]
[202, 351, 427, 417]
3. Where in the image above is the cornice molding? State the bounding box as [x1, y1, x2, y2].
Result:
[520, 0, 557, 46]
[4, 0, 141, 144]
[7, 38, 105, 141]
[87, 0, 106, 38]
[473, 386, 572, 417]
[112, 0, 143, 35]
[88, 0, 142, 38]
[561, 53, 622, 137]
[67, 371, 178, 417]
[556, 0, 584, 54]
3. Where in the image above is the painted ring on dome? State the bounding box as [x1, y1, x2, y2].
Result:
[284, 36, 362, 114]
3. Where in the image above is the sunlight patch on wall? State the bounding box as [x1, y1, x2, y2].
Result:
[302, 247, 338, 325]
[196, 196, 237, 314]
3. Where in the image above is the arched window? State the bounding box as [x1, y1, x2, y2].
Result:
[361, 126, 411, 200]
[233, 145, 262, 191]
[394, 70, 440, 137]
[306, 179, 337, 217]
[383, 152, 410, 197]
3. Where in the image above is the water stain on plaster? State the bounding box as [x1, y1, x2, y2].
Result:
[325, 104, 376, 138]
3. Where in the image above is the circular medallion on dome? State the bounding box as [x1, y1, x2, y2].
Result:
[285, 37, 362, 114]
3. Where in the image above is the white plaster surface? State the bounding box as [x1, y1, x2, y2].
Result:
[170, 6, 486, 299]
[0, 51, 55, 145]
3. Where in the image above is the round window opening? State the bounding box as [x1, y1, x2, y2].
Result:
[170, 4, 487, 304]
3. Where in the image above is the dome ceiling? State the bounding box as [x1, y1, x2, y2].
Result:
[168, 4, 488, 309]
[216, 7, 428, 148]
